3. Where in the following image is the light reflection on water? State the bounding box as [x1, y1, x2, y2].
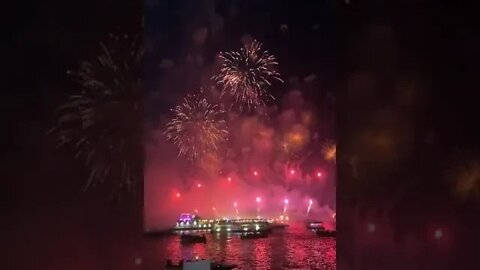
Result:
[148, 224, 336, 270]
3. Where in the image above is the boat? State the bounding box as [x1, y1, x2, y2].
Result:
[316, 229, 336, 237]
[180, 234, 207, 244]
[213, 219, 272, 233]
[240, 231, 269, 240]
[165, 258, 237, 270]
[306, 221, 324, 230]
[173, 213, 215, 231]
[172, 214, 272, 233]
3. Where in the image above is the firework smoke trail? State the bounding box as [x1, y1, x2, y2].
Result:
[164, 90, 229, 161]
[283, 198, 289, 214]
[50, 33, 143, 195]
[256, 196, 262, 218]
[213, 40, 283, 111]
[307, 199, 313, 215]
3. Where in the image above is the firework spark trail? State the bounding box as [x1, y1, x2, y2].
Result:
[307, 199, 313, 215]
[213, 40, 283, 111]
[50, 33, 143, 195]
[256, 197, 262, 218]
[164, 90, 229, 160]
[233, 202, 239, 216]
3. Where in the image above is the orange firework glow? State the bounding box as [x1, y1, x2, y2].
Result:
[322, 141, 336, 163]
[283, 124, 310, 153]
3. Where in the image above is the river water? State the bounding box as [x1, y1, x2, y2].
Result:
[144, 223, 336, 270]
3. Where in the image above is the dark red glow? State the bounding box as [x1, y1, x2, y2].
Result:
[367, 222, 376, 233]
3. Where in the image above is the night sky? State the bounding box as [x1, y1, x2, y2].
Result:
[2, 0, 480, 269]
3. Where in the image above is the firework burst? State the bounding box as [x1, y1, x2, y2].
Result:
[322, 140, 336, 163]
[49, 33, 143, 195]
[213, 40, 283, 111]
[165, 91, 229, 161]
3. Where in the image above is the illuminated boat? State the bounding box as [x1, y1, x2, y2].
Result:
[212, 219, 272, 233]
[172, 214, 275, 233]
[306, 221, 325, 230]
[172, 213, 214, 231]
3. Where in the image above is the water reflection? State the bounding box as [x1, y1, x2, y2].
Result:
[148, 224, 336, 270]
